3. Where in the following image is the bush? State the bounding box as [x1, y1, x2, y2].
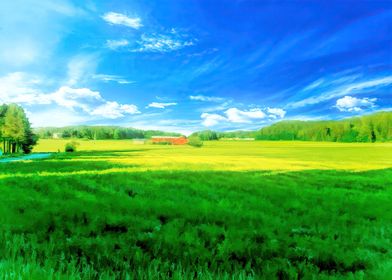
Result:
[188, 136, 203, 147]
[65, 141, 79, 152]
[153, 141, 172, 145]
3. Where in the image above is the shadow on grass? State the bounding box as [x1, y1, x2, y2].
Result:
[0, 158, 139, 174]
[52, 148, 152, 159]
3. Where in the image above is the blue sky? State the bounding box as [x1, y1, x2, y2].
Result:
[0, 0, 391, 134]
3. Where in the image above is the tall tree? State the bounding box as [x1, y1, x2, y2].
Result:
[0, 104, 37, 154]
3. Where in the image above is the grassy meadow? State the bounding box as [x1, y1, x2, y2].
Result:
[0, 139, 391, 279]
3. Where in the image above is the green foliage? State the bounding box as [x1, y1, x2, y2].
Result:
[65, 141, 80, 152]
[35, 126, 182, 140]
[191, 130, 256, 140]
[152, 141, 172, 145]
[188, 136, 203, 147]
[0, 155, 391, 279]
[217, 130, 257, 139]
[0, 103, 37, 154]
[190, 130, 219, 141]
[256, 111, 392, 142]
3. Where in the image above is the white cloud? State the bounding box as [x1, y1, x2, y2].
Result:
[105, 39, 130, 50]
[200, 107, 286, 127]
[225, 108, 266, 123]
[0, 72, 139, 120]
[132, 33, 194, 53]
[201, 113, 227, 127]
[0, 72, 50, 105]
[335, 96, 377, 112]
[267, 107, 286, 118]
[189, 95, 225, 102]
[93, 74, 134, 84]
[288, 76, 392, 108]
[90, 101, 140, 119]
[102, 12, 142, 29]
[147, 102, 177, 109]
[50, 86, 103, 112]
[49, 87, 139, 118]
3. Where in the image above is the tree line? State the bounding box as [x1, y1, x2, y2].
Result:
[190, 130, 256, 141]
[191, 112, 392, 143]
[35, 126, 182, 140]
[0, 104, 37, 154]
[256, 111, 392, 142]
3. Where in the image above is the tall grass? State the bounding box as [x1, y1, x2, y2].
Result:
[0, 141, 390, 279]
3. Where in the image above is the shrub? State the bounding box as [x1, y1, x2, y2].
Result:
[65, 141, 80, 152]
[188, 136, 203, 147]
[153, 141, 172, 145]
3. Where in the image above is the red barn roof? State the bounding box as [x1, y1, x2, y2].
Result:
[151, 136, 188, 145]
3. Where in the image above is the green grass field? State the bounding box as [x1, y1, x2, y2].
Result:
[0, 140, 391, 279]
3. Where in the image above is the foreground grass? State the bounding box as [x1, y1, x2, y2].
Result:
[0, 141, 390, 279]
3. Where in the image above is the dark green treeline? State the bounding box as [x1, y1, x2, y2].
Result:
[35, 126, 182, 140]
[256, 111, 392, 142]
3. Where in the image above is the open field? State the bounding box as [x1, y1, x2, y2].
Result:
[33, 139, 392, 171]
[0, 140, 391, 279]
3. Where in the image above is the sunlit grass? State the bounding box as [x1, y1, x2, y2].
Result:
[34, 139, 392, 171]
[0, 140, 390, 279]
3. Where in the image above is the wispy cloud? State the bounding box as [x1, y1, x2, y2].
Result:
[187, 48, 219, 57]
[302, 79, 324, 91]
[288, 76, 392, 108]
[0, 0, 84, 68]
[105, 39, 129, 50]
[200, 102, 232, 113]
[93, 74, 134, 84]
[335, 96, 377, 112]
[189, 95, 225, 102]
[66, 54, 99, 86]
[132, 33, 194, 53]
[147, 102, 177, 109]
[102, 12, 142, 29]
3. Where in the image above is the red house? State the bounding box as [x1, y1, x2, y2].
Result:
[151, 136, 188, 145]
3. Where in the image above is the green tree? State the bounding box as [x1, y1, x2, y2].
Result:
[1, 104, 26, 153]
[0, 104, 37, 154]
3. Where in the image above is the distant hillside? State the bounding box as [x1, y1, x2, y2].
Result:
[35, 126, 182, 140]
[256, 111, 392, 142]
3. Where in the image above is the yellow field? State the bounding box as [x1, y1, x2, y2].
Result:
[33, 139, 392, 172]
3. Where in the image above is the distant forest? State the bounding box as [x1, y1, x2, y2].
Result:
[35, 111, 392, 143]
[190, 130, 256, 141]
[193, 112, 392, 142]
[35, 126, 181, 140]
[256, 111, 392, 142]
